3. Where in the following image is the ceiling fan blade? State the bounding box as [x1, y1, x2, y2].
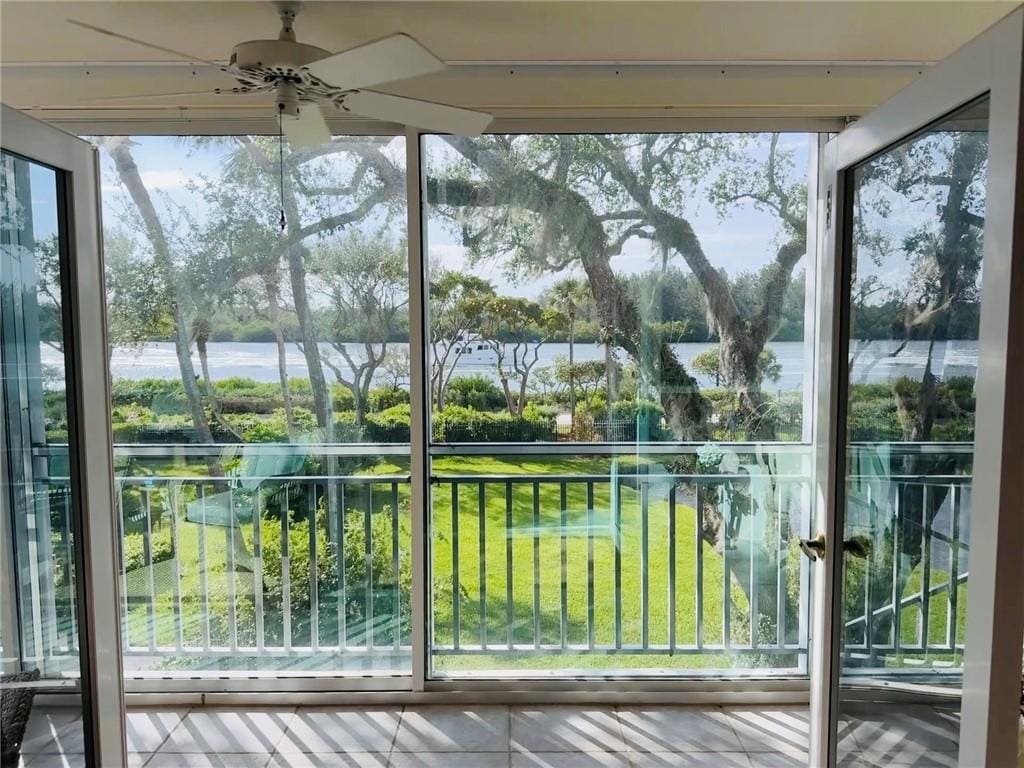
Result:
[74, 89, 236, 104]
[67, 19, 230, 70]
[306, 33, 445, 90]
[342, 90, 492, 137]
[282, 104, 333, 149]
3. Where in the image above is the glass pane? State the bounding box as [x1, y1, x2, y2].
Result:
[97, 135, 410, 678]
[1, 151, 86, 766]
[424, 132, 815, 677]
[837, 97, 989, 764]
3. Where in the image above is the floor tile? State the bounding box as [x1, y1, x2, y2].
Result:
[126, 707, 189, 752]
[844, 705, 959, 754]
[127, 754, 152, 768]
[20, 709, 84, 755]
[145, 754, 272, 768]
[628, 752, 750, 767]
[269, 753, 390, 767]
[511, 707, 624, 753]
[158, 708, 296, 753]
[839, 749, 958, 767]
[388, 753, 510, 768]
[722, 706, 809, 753]
[393, 706, 509, 752]
[24, 757, 87, 768]
[617, 707, 742, 752]
[277, 708, 402, 753]
[747, 750, 809, 767]
[512, 751, 629, 767]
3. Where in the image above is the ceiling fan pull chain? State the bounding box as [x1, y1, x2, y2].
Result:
[278, 110, 287, 232]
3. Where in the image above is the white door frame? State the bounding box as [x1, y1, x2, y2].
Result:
[809, 9, 1024, 767]
[1, 104, 126, 768]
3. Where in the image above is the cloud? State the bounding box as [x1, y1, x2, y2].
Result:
[428, 243, 469, 271]
[138, 170, 191, 190]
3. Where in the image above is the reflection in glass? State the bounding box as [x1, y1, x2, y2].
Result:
[837, 97, 989, 763]
[424, 133, 815, 676]
[1, 151, 86, 766]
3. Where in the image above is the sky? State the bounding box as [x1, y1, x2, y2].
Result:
[98, 133, 813, 302]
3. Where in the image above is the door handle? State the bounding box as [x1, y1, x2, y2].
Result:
[799, 533, 826, 561]
[843, 535, 872, 560]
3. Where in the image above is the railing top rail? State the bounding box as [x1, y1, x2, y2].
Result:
[33, 440, 974, 459]
[115, 474, 413, 484]
[431, 472, 811, 483]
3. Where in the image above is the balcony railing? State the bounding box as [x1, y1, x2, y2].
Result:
[20, 441, 971, 679]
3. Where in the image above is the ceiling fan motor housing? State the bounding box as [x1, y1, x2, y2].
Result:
[230, 39, 331, 79]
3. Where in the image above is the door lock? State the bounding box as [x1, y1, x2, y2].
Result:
[799, 533, 826, 561]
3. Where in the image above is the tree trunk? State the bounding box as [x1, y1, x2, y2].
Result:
[104, 139, 219, 467]
[568, 315, 576, 432]
[284, 230, 332, 438]
[604, 342, 618, 403]
[265, 280, 296, 438]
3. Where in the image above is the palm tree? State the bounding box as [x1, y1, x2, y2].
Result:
[549, 277, 590, 432]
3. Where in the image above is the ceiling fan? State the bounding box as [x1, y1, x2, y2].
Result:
[68, 0, 493, 146]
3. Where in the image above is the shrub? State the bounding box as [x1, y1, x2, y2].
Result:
[365, 404, 411, 442]
[432, 404, 555, 442]
[368, 385, 410, 412]
[445, 375, 506, 410]
[121, 526, 174, 573]
[111, 378, 186, 414]
[333, 411, 367, 442]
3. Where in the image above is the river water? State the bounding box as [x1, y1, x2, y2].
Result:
[68, 339, 980, 393]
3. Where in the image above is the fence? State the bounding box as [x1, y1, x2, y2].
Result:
[17, 441, 971, 678]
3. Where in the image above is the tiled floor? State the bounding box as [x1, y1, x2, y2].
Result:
[12, 703, 961, 767]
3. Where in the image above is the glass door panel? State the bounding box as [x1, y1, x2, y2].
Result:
[835, 97, 988, 766]
[1, 150, 86, 767]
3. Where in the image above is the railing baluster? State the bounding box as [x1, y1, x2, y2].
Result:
[338, 482, 347, 649]
[392, 481, 401, 651]
[722, 485, 731, 649]
[364, 483, 373, 650]
[451, 482, 460, 651]
[198, 485, 210, 650]
[892, 487, 902, 654]
[920, 484, 932, 652]
[696, 483, 704, 650]
[117, 485, 129, 650]
[254, 488, 264, 655]
[864, 483, 873, 658]
[776, 480, 785, 649]
[227, 485, 238, 652]
[750, 481, 758, 649]
[63, 490, 77, 650]
[170, 484, 183, 652]
[668, 483, 676, 651]
[559, 481, 568, 651]
[281, 485, 291, 652]
[505, 480, 513, 649]
[532, 480, 541, 649]
[614, 476, 622, 649]
[143, 488, 156, 652]
[309, 481, 319, 652]
[587, 481, 595, 650]
[478, 481, 486, 650]
[640, 478, 649, 650]
[947, 483, 960, 651]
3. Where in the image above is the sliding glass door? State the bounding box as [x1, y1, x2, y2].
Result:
[810, 9, 1024, 766]
[2, 106, 125, 767]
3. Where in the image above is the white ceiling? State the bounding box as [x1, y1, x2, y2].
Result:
[0, 1, 1018, 128]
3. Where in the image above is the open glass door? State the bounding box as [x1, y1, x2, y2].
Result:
[1, 106, 125, 767]
[809, 9, 1024, 768]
